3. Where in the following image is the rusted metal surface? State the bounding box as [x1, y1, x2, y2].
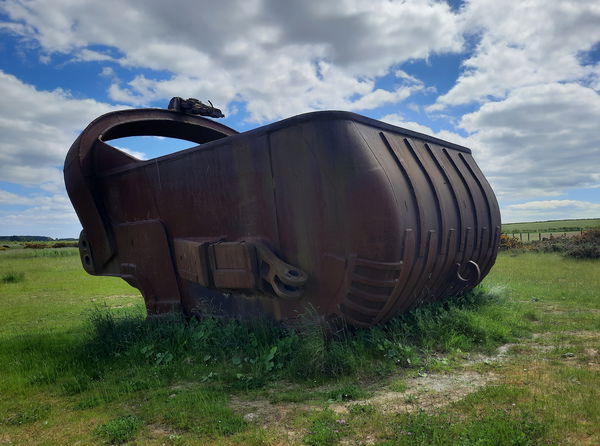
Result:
[64, 107, 500, 328]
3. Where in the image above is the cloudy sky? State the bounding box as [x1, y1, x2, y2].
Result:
[1, 0, 599, 238]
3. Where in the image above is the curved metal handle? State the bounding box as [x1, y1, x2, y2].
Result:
[64, 108, 239, 270]
[456, 260, 481, 285]
[99, 110, 237, 145]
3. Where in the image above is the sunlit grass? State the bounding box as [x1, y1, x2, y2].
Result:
[0, 249, 598, 444]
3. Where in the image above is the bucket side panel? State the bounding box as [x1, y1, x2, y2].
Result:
[97, 135, 283, 317]
[268, 119, 404, 323]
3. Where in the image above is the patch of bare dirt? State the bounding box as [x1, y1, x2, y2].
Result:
[584, 348, 598, 358]
[231, 334, 599, 440]
[231, 369, 496, 427]
[92, 294, 138, 300]
[110, 303, 136, 309]
[147, 423, 180, 437]
[463, 331, 600, 367]
[168, 381, 197, 391]
[230, 396, 309, 444]
[89, 294, 139, 308]
[231, 341, 537, 426]
[331, 370, 495, 414]
[552, 330, 600, 340]
[231, 396, 309, 423]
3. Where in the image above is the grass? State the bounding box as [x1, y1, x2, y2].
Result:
[95, 415, 142, 444]
[302, 409, 346, 446]
[326, 382, 369, 402]
[389, 378, 408, 393]
[0, 247, 599, 444]
[1, 246, 80, 258]
[2, 402, 51, 426]
[145, 388, 246, 436]
[61, 284, 520, 391]
[382, 409, 547, 446]
[502, 217, 600, 233]
[1, 271, 25, 284]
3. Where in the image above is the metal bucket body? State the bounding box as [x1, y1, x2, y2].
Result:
[65, 109, 500, 328]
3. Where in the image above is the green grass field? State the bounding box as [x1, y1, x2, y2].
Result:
[502, 218, 600, 234]
[0, 247, 599, 445]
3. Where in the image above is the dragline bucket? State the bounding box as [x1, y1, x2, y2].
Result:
[64, 100, 500, 328]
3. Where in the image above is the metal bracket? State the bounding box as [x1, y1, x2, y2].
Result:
[254, 242, 308, 300]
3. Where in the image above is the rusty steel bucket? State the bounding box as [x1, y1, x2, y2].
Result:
[64, 108, 500, 328]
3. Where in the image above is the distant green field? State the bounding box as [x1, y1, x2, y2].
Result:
[502, 218, 600, 234]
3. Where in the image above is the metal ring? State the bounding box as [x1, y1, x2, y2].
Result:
[456, 260, 481, 284]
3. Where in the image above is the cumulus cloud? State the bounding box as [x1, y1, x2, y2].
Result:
[508, 200, 600, 211]
[0, 72, 124, 237]
[0, 71, 123, 186]
[422, 1, 600, 202]
[0, 189, 35, 205]
[502, 200, 600, 222]
[459, 82, 600, 199]
[1, 0, 599, 233]
[113, 146, 146, 160]
[1, 0, 463, 121]
[0, 189, 80, 237]
[74, 48, 118, 63]
[380, 113, 470, 147]
[431, 0, 600, 110]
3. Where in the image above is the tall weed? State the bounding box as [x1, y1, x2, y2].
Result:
[1, 272, 25, 284]
[0, 248, 79, 259]
[69, 286, 519, 387]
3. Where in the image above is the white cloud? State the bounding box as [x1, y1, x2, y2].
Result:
[395, 70, 422, 84]
[113, 147, 146, 160]
[0, 188, 80, 238]
[0, 189, 34, 205]
[502, 200, 600, 223]
[430, 0, 600, 110]
[421, 1, 600, 205]
[0, 71, 123, 186]
[0, 188, 70, 208]
[1, 0, 599, 230]
[1, 0, 463, 121]
[74, 48, 117, 63]
[380, 113, 470, 147]
[99, 66, 115, 78]
[459, 83, 600, 200]
[508, 200, 600, 211]
[0, 72, 125, 237]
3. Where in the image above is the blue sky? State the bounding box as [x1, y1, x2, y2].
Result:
[1, 0, 599, 238]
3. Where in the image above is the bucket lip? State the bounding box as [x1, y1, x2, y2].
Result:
[90, 108, 473, 176]
[92, 108, 472, 154]
[260, 110, 472, 154]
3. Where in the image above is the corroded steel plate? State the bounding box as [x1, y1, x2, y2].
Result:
[65, 108, 500, 327]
